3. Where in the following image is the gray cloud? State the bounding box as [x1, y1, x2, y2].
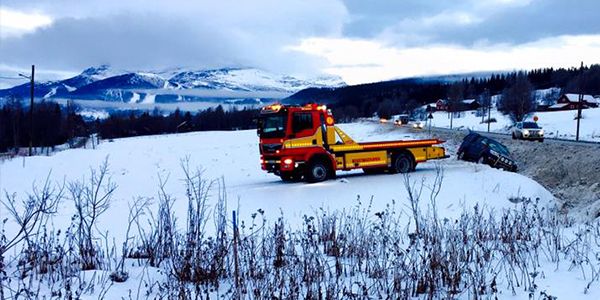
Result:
[344, 0, 600, 47]
[0, 0, 347, 76]
[436, 0, 600, 45]
[341, 0, 457, 38]
[2, 0, 600, 81]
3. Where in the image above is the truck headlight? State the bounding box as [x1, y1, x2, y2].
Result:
[539, 129, 544, 135]
[523, 129, 529, 136]
[490, 149, 500, 157]
[283, 158, 293, 165]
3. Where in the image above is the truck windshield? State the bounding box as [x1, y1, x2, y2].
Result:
[258, 113, 287, 138]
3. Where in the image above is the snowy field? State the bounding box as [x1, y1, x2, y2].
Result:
[0, 123, 553, 239]
[429, 107, 600, 142]
[3, 122, 600, 299]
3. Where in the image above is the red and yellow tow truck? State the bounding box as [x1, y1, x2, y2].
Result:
[257, 104, 448, 182]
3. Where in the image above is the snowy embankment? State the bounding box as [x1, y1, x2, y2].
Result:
[3, 122, 600, 299]
[0, 123, 552, 239]
[430, 107, 600, 142]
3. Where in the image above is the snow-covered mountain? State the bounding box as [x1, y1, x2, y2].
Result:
[168, 68, 344, 92]
[0, 66, 345, 103]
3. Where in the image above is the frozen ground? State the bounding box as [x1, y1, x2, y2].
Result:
[429, 107, 600, 142]
[3, 122, 600, 299]
[0, 123, 553, 239]
[421, 122, 600, 220]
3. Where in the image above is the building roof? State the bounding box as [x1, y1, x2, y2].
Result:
[588, 97, 600, 104]
[564, 93, 596, 103]
[549, 103, 570, 109]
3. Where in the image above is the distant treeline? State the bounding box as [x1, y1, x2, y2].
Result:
[96, 106, 257, 139]
[288, 64, 600, 120]
[0, 98, 88, 153]
[2, 64, 600, 152]
[0, 99, 258, 153]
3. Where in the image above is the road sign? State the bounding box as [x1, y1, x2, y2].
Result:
[533, 115, 539, 122]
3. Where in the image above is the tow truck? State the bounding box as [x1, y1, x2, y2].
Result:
[257, 104, 448, 183]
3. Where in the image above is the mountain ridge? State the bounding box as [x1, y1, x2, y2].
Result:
[0, 66, 346, 103]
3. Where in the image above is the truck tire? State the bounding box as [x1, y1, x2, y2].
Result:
[305, 159, 329, 183]
[390, 153, 413, 174]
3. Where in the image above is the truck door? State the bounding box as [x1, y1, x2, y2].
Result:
[290, 112, 316, 139]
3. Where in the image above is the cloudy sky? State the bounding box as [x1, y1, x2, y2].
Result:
[1, 0, 600, 86]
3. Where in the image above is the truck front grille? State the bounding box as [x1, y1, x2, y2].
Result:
[262, 143, 282, 154]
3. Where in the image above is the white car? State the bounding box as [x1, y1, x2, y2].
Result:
[512, 121, 544, 142]
[412, 121, 424, 129]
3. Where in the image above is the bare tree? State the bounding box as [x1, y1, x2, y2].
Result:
[402, 173, 425, 235]
[0, 173, 63, 298]
[498, 72, 536, 122]
[542, 88, 561, 106]
[447, 81, 464, 129]
[478, 89, 492, 123]
[68, 158, 117, 270]
[112, 196, 151, 282]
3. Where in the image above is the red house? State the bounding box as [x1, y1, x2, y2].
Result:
[550, 94, 597, 111]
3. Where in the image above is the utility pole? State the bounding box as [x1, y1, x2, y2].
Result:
[449, 102, 453, 129]
[19, 65, 35, 156]
[487, 89, 492, 133]
[29, 65, 34, 156]
[576, 61, 583, 141]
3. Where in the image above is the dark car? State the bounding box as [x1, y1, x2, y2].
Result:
[457, 132, 517, 172]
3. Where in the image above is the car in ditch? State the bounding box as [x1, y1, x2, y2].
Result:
[457, 132, 517, 172]
[512, 121, 544, 142]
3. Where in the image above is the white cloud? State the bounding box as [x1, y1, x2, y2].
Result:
[291, 35, 600, 84]
[0, 0, 348, 77]
[0, 7, 53, 39]
[3, 0, 600, 85]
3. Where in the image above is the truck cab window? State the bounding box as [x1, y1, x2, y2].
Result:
[292, 113, 313, 133]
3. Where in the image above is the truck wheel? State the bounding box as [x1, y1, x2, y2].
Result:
[306, 160, 329, 183]
[391, 153, 413, 174]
